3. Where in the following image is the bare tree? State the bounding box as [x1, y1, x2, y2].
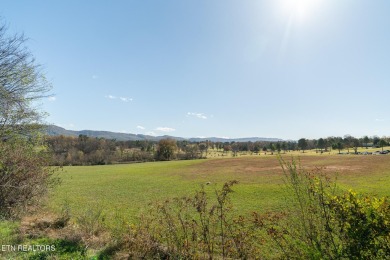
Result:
[0, 21, 55, 218]
[0, 23, 51, 139]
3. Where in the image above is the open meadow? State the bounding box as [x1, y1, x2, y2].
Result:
[2, 2, 390, 257]
[48, 152, 390, 225]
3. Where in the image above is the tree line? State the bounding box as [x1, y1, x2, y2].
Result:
[45, 135, 299, 165]
[44, 134, 390, 166]
[296, 135, 390, 154]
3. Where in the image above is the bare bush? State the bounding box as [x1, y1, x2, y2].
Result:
[0, 138, 56, 219]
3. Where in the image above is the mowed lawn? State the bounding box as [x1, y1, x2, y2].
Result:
[48, 155, 390, 223]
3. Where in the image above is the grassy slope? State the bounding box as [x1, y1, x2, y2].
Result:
[48, 154, 390, 224]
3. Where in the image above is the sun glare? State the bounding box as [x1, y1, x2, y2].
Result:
[280, 0, 323, 21]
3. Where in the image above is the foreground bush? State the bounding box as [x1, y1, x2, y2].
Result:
[271, 157, 390, 259]
[0, 138, 57, 219]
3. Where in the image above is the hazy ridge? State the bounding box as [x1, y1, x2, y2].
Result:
[45, 125, 283, 142]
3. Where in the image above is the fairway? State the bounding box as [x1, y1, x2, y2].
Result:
[49, 155, 390, 224]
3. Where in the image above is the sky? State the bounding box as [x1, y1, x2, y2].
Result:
[1, 0, 389, 140]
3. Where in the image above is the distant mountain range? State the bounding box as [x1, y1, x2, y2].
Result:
[45, 125, 283, 143]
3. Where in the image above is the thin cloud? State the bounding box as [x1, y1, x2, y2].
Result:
[92, 75, 98, 79]
[375, 118, 386, 122]
[155, 127, 176, 132]
[137, 125, 145, 130]
[187, 112, 207, 119]
[146, 131, 157, 136]
[119, 97, 133, 102]
[105, 95, 133, 102]
[48, 96, 56, 102]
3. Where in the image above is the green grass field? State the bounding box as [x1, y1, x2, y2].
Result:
[48, 153, 390, 225]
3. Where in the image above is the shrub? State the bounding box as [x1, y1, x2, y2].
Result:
[0, 137, 57, 219]
[271, 157, 390, 259]
[329, 190, 390, 259]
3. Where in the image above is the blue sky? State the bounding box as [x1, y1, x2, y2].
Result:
[2, 0, 389, 139]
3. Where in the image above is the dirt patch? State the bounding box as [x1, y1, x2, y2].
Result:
[181, 155, 390, 181]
